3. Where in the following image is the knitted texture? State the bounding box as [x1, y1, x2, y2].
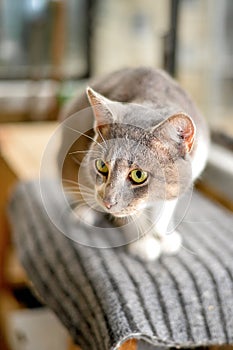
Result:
[8, 181, 233, 349]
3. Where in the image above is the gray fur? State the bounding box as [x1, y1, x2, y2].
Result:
[59, 67, 209, 259]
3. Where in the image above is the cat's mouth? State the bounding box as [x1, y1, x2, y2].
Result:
[96, 194, 141, 218]
[109, 211, 130, 218]
[110, 207, 145, 219]
[101, 203, 140, 218]
[100, 204, 128, 218]
[96, 198, 130, 217]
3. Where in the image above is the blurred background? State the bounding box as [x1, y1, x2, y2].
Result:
[0, 1, 233, 349]
[0, 0, 232, 132]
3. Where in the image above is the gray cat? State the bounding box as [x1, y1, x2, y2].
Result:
[59, 67, 209, 260]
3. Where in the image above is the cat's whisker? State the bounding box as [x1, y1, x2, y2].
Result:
[90, 202, 101, 211]
[64, 186, 94, 194]
[64, 125, 105, 150]
[63, 185, 80, 189]
[69, 149, 90, 155]
[140, 211, 156, 228]
[128, 213, 144, 240]
[83, 199, 97, 207]
[65, 193, 94, 205]
[128, 213, 136, 225]
[65, 191, 95, 199]
[97, 129, 107, 147]
[111, 214, 121, 226]
[78, 183, 95, 193]
[64, 189, 95, 200]
[65, 191, 95, 203]
[67, 198, 85, 207]
[64, 186, 94, 193]
[135, 208, 159, 226]
[70, 155, 93, 167]
[71, 155, 82, 165]
[134, 216, 146, 240]
[63, 179, 79, 186]
[77, 199, 100, 213]
[69, 149, 102, 157]
[80, 193, 96, 200]
[63, 179, 95, 193]
[124, 213, 138, 238]
[63, 186, 78, 190]
[181, 219, 213, 224]
[180, 243, 197, 256]
[57, 200, 88, 226]
[70, 201, 98, 216]
[143, 209, 157, 219]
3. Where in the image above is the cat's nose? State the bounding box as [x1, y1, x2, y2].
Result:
[103, 199, 117, 209]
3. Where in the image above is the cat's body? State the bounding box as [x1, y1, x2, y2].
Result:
[59, 67, 209, 260]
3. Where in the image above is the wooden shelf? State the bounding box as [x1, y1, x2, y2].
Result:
[0, 122, 58, 180]
[4, 248, 28, 288]
[0, 122, 58, 287]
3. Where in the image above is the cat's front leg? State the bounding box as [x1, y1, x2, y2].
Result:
[124, 213, 162, 261]
[152, 199, 182, 255]
[159, 230, 182, 254]
[128, 234, 161, 261]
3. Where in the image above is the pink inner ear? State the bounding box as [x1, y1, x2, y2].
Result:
[86, 87, 103, 110]
[86, 87, 113, 130]
[169, 113, 196, 153]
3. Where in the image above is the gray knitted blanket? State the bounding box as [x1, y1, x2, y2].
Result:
[8, 180, 233, 349]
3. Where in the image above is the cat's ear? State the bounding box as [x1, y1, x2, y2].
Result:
[157, 113, 196, 153]
[86, 87, 114, 130]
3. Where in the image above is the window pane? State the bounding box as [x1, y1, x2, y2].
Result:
[0, 0, 88, 79]
[177, 0, 233, 136]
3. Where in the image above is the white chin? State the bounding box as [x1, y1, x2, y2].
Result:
[98, 202, 140, 218]
[110, 212, 129, 218]
[110, 209, 139, 218]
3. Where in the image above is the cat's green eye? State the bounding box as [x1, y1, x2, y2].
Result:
[95, 159, 108, 175]
[129, 169, 148, 184]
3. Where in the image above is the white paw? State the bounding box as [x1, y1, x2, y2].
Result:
[160, 231, 182, 255]
[128, 236, 161, 261]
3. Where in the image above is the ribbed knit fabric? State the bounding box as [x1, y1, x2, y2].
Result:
[8, 180, 233, 349]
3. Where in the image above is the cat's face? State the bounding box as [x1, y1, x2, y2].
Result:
[84, 88, 195, 218]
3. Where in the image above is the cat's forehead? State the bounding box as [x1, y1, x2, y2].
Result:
[108, 122, 143, 138]
[97, 134, 157, 169]
[106, 123, 159, 149]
